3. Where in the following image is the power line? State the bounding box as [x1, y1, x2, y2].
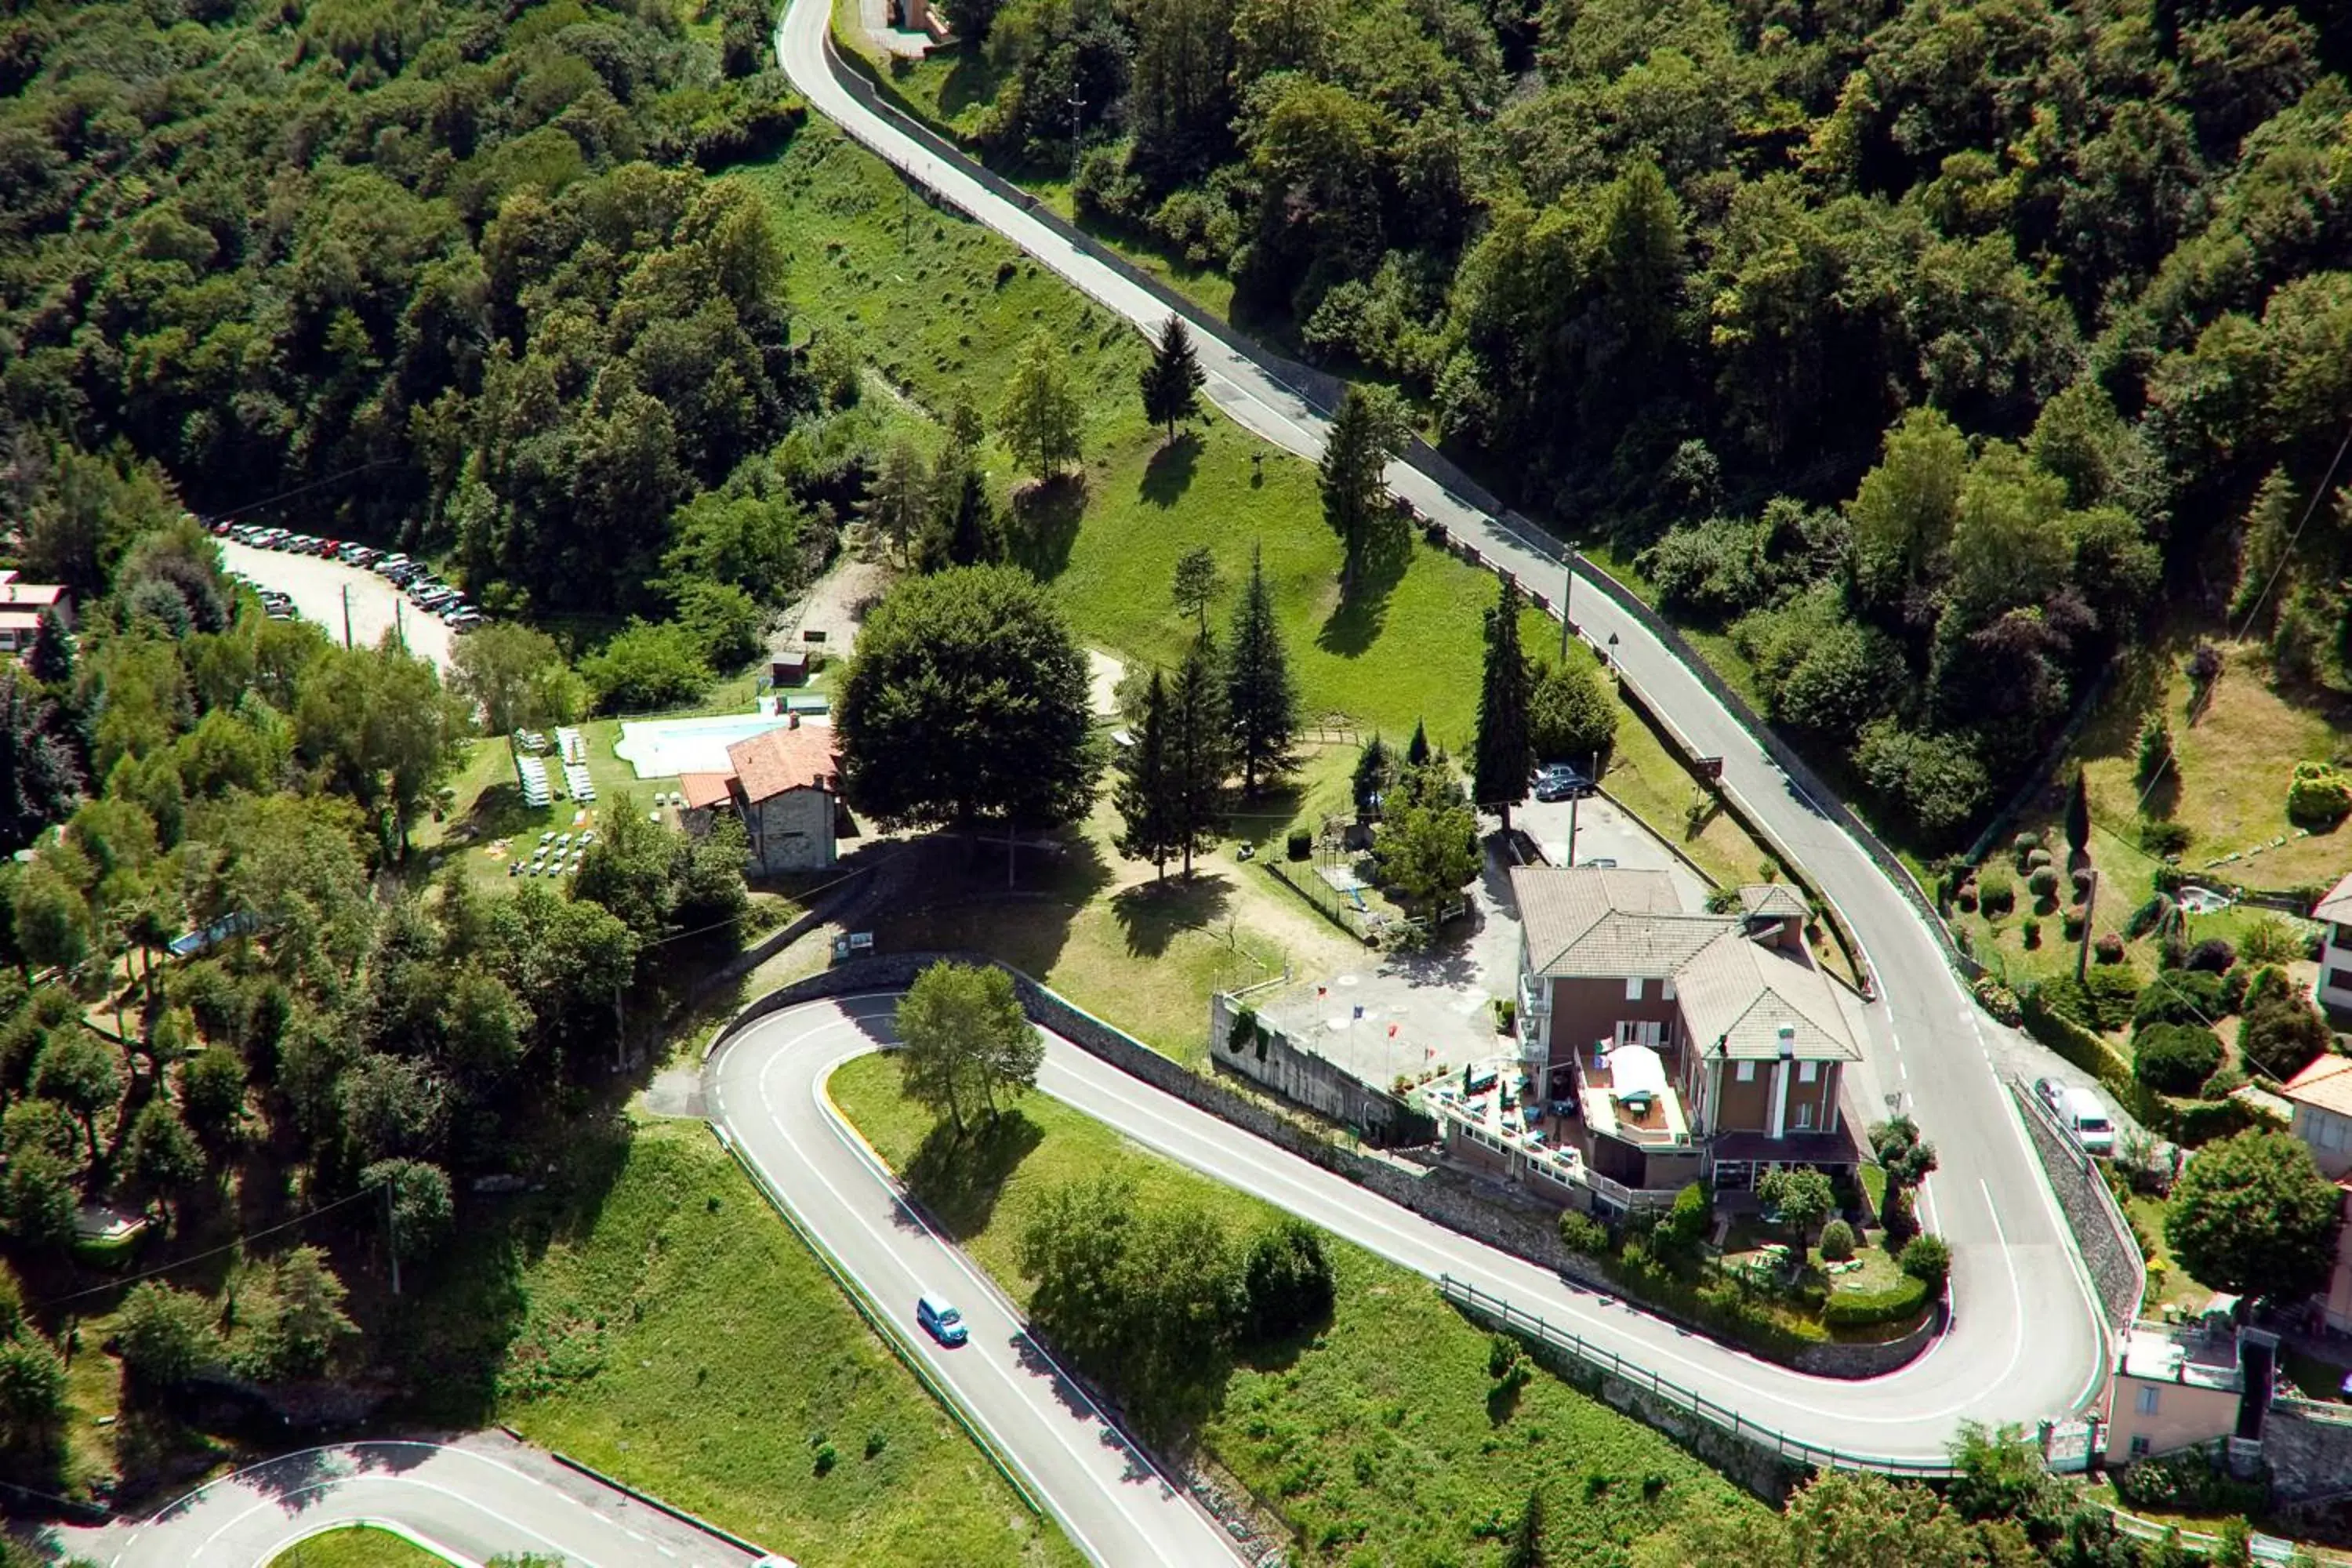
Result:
[32, 1182, 388, 1312]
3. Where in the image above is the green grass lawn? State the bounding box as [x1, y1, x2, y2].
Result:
[390, 1116, 1076, 1568]
[265, 1526, 446, 1567]
[2123, 1190, 2210, 1316]
[828, 1053, 1764, 1564]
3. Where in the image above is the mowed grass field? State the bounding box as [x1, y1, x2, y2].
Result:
[392, 1116, 1077, 1568]
[829, 1054, 1763, 1566]
[265, 1526, 445, 1568]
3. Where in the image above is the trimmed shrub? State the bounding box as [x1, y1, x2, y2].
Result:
[2012, 831, 2042, 864]
[1977, 869, 2016, 916]
[2022, 916, 2042, 948]
[1821, 1274, 1929, 1329]
[2069, 868, 2094, 902]
[2027, 847, 2054, 872]
[2094, 933, 2126, 964]
[1955, 881, 1979, 913]
[2288, 762, 2352, 826]
[2114, 1446, 2267, 1515]
[2241, 994, 2332, 1081]
[1285, 826, 1312, 861]
[2027, 867, 2060, 902]
[2138, 818, 2193, 857]
[2157, 933, 2188, 970]
[1558, 1210, 1611, 1257]
[2062, 909, 2085, 940]
[2133, 1022, 2225, 1094]
[1819, 1219, 1857, 1261]
[1971, 976, 2021, 1025]
[1898, 1234, 1951, 1293]
[2185, 938, 2236, 974]
[2134, 969, 2229, 1028]
[2125, 894, 2174, 939]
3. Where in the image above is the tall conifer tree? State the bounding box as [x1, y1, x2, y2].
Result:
[1225, 545, 1297, 795]
[1473, 575, 1532, 831]
[1171, 631, 1229, 876]
[1141, 314, 1206, 445]
[1113, 669, 1178, 877]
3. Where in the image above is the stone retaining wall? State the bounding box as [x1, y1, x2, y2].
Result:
[2263, 1397, 2352, 1506]
[1206, 993, 1432, 1145]
[2008, 1080, 2144, 1330]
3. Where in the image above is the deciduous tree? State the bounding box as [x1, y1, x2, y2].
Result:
[997, 331, 1082, 480]
[837, 568, 1102, 868]
[895, 960, 1041, 1131]
[2165, 1130, 2343, 1298]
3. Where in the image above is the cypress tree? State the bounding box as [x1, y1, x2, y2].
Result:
[1113, 669, 1178, 878]
[1171, 630, 1230, 876]
[1474, 575, 1533, 830]
[1352, 733, 1390, 818]
[25, 612, 73, 690]
[1141, 314, 1206, 445]
[1225, 545, 1297, 795]
[1405, 718, 1430, 768]
[921, 456, 1001, 571]
[2065, 769, 2091, 858]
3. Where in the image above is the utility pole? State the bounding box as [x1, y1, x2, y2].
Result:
[394, 597, 405, 652]
[341, 583, 353, 649]
[1067, 81, 1084, 191]
[1567, 789, 1580, 867]
[1561, 544, 1579, 663]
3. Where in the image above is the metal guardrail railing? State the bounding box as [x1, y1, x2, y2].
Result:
[1439, 1275, 1959, 1478]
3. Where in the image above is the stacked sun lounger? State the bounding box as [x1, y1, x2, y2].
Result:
[564, 763, 595, 801]
[517, 755, 552, 808]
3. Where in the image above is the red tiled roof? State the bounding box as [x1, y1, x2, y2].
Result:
[724, 723, 839, 804]
[0, 582, 67, 608]
[2285, 1054, 2352, 1119]
[679, 772, 735, 810]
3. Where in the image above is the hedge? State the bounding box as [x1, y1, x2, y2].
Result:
[1820, 1274, 1929, 1330]
[2114, 1444, 2269, 1515]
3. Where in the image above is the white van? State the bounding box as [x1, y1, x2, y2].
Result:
[2038, 1080, 2114, 1156]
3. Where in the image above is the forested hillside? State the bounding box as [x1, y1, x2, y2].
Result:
[0, 0, 807, 615]
[937, 0, 2352, 840]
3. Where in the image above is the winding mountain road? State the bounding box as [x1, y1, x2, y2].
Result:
[67, 1436, 764, 1568]
[760, 0, 2112, 1546]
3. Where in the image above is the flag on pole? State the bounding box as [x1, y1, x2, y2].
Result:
[1352, 1004, 1364, 1019]
[1388, 1024, 1399, 1037]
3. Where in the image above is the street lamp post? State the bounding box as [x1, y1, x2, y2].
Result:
[1562, 542, 1580, 663]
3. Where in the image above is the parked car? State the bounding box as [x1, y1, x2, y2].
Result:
[915, 1294, 967, 1346]
[436, 600, 472, 621]
[1533, 763, 1595, 802]
[446, 611, 486, 632]
[2034, 1078, 2115, 1156]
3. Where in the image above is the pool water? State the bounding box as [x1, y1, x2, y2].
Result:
[612, 713, 793, 779]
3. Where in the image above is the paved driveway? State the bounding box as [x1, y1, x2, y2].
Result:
[218, 540, 456, 672]
[1515, 792, 1710, 907]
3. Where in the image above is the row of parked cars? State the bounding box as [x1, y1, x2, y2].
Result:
[210, 521, 486, 631]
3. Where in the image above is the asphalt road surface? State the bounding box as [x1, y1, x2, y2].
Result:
[708, 998, 1242, 1567]
[60, 1435, 764, 1567]
[775, 0, 2104, 1466]
[218, 539, 456, 672]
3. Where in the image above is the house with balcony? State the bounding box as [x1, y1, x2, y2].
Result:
[1502, 865, 1863, 1205]
[2313, 873, 2352, 1013]
[2280, 1054, 2352, 1334]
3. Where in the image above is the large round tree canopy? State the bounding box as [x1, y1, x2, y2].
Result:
[837, 565, 1102, 833]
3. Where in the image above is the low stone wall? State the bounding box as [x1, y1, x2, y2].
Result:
[717, 956, 1936, 1379]
[2008, 1080, 2144, 1330]
[1206, 993, 1432, 1146]
[2264, 1397, 2352, 1506]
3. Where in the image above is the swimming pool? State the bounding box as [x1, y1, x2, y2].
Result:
[612, 713, 794, 779]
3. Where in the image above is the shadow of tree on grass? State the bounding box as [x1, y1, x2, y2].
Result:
[902, 1109, 1044, 1240]
[1316, 528, 1410, 659]
[1138, 433, 1200, 509]
[1109, 873, 1232, 959]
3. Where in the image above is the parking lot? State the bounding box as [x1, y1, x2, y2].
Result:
[218, 539, 456, 672]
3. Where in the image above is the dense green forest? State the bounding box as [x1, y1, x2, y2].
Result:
[0, 0, 815, 616]
[942, 0, 2352, 840]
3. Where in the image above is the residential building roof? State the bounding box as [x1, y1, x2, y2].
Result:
[0, 611, 42, 633]
[1676, 930, 1862, 1062]
[2314, 869, 2352, 926]
[0, 578, 67, 609]
[678, 772, 735, 811]
[1737, 883, 1809, 920]
[725, 721, 840, 804]
[1513, 866, 1722, 978]
[2283, 1054, 2352, 1120]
